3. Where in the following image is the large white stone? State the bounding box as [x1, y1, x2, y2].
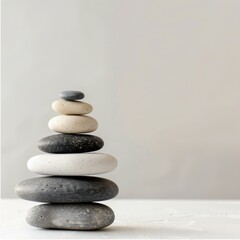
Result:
[52, 99, 93, 115]
[27, 153, 118, 176]
[48, 115, 98, 133]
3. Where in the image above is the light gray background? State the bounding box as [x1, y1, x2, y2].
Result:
[2, 0, 240, 198]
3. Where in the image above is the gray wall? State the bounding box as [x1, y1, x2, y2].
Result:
[2, 0, 240, 198]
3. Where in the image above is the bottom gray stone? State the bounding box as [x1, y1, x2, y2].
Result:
[26, 203, 115, 230]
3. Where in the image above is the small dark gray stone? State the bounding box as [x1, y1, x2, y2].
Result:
[59, 91, 84, 100]
[26, 203, 115, 230]
[15, 176, 119, 203]
[38, 134, 104, 153]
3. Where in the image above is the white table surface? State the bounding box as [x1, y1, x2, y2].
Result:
[1, 199, 240, 239]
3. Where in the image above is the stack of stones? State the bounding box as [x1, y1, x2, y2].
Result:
[15, 90, 119, 230]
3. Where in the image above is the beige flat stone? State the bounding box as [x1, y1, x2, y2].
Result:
[48, 115, 98, 133]
[52, 99, 92, 115]
[27, 153, 118, 176]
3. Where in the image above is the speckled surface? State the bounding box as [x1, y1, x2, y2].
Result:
[15, 176, 119, 203]
[59, 90, 84, 100]
[38, 134, 104, 153]
[26, 203, 115, 230]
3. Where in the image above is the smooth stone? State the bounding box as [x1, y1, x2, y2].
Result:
[59, 90, 84, 100]
[26, 203, 114, 230]
[27, 153, 118, 176]
[15, 176, 119, 203]
[38, 134, 104, 153]
[48, 115, 98, 134]
[52, 99, 92, 115]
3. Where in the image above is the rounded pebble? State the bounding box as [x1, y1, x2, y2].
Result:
[52, 99, 92, 115]
[26, 203, 115, 230]
[59, 91, 84, 100]
[38, 134, 104, 153]
[48, 115, 98, 134]
[15, 176, 119, 203]
[27, 153, 118, 176]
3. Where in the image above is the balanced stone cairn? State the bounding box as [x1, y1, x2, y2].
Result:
[15, 90, 119, 230]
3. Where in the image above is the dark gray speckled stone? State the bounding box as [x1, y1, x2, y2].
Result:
[26, 203, 115, 230]
[38, 134, 104, 153]
[15, 176, 119, 203]
[59, 91, 84, 100]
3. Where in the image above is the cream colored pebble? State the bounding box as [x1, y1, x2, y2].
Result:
[27, 153, 118, 176]
[52, 99, 93, 115]
[48, 115, 98, 133]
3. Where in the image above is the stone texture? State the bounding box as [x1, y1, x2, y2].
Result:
[27, 153, 118, 176]
[38, 134, 104, 153]
[26, 203, 114, 230]
[52, 99, 92, 115]
[48, 115, 98, 134]
[59, 90, 84, 100]
[15, 176, 119, 203]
